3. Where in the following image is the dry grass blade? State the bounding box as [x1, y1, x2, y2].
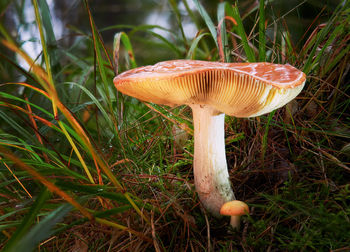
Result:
[217, 16, 237, 62]
[0, 157, 32, 198]
[0, 147, 150, 241]
[0, 146, 93, 219]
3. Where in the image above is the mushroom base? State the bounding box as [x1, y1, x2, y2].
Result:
[190, 104, 235, 217]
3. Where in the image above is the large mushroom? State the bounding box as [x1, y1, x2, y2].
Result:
[113, 60, 305, 217]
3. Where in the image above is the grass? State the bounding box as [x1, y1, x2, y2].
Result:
[0, 0, 349, 251]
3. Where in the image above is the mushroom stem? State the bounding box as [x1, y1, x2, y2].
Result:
[190, 104, 235, 216]
[229, 216, 241, 229]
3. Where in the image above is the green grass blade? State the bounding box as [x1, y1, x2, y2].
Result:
[261, 111, 275, 163]
[148, 31, 183, 56]
[110, 25, 182, 58]
[108, 24, 178, 39]
[0, 52, 37, 83]
[18, 138, 43, 163]
[33, 166, 89, 182]
[186, 32, 210, 59]
[2, 189, 50, 251]
[0, 22, 15, 45]
[113, 32, 137, 72]
[323, 43, 350, 75]
[258, 0, 266, 61]
[0, 223, 21, 232]
[0, 110, 35, 141]
[145, 103, 193, 134]
[283, 31, 295, 63]
[5, 204, 73, 252]
[182, 0, 210, 55]
[217, 2, 229, 62]
[86, 11, 111, 100]
[226, 4, 256, 62]
[32, 0, 54, 86]
[55, 181, 129, 204]
[0, 208, 28, 222]
[311, 24, 343, 72]
[63, 82, 113, 128]
[183, 0, 200, 29]
[37, 0, 59, 72]
[84, 0, 131, 169]
[0, 92, 53, 118]
[53, 206, 131, 234]
[168, 0, 187, 46]
[303, 2, 348, 74]
[192, 0, 218, 48]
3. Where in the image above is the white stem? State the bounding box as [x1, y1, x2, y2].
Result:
[190, 104, 235, 217]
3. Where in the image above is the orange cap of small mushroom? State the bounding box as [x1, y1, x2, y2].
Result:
[114, 60, 306, 117]
[220, 200, 249, 216]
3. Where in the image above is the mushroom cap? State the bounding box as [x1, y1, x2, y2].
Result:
[220, 200, 249, 216]
[114, 60, 306, 117]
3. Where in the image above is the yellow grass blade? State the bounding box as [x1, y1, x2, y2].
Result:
[0, 157, 32, 198]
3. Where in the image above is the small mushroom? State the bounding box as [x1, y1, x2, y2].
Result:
[220, 200, 249, 229]
[113, 60, 305, 217]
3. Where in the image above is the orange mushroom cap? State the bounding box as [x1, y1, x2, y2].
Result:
[114, 60, 306, 118]
[220, 200, 249, 216]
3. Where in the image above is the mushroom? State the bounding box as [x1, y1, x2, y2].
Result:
[220, 200, 249, 229]
[113, 60, 305, 217]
